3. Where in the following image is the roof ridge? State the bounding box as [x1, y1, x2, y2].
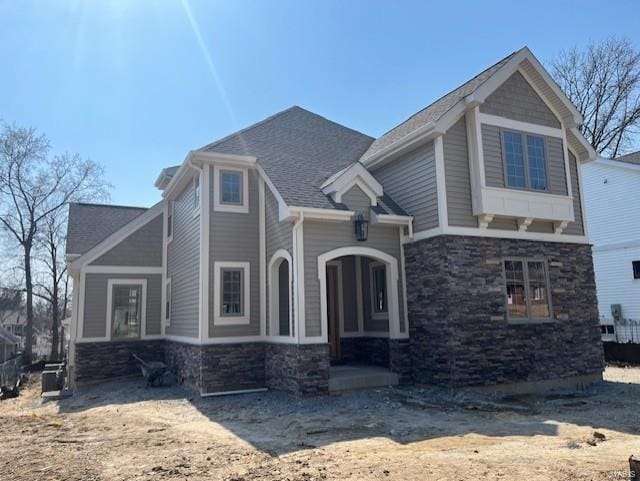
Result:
[377, 48, 521, 138]
[71, 202, 148, 210]
[198, 105, 374, 154]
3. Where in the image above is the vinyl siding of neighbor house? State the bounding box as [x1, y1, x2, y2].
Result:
[303, 220, 404, 337]
[265, 187, 294, 335]
[90, 214, 163, 266]
[565, 151, 584, 236]
[372, 141, 438, 231]
[482, 124, 568, 196]
[480, 71, 561, 128]
[166, 181, 200, 338]
[444, 117, 478, 227]
[83, 273, 162, 338]
[209, 168, 260, 338]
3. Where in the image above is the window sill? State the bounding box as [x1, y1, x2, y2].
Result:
[214, 203, 249, 214]
[214, 316, 251, 326]
[507, 318, 557, 325]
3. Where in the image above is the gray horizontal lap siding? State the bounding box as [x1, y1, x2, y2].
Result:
[445, 117, 478, 227]
[303, 218, 403, 338]
[90, 214, 163, 266]
[265, 188, 294, 335]
[167, 182, 200, 338]
[341, 185, 372, 217]
[209, 169, 260, 338]
[83, 273, 162, 338]
[482, 124, 568, 196]
[373, 141, 438, 231]
[565, 151, 585, 236]
[480, 71, 561, 128]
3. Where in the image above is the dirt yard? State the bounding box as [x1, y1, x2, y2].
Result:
[1, 366, 639, 481]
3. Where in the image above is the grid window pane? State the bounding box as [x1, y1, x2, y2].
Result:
[527, 261, 550, 318]
[527, 135, 547, 190]
[372, 266, 387, 313]
[505, 260, 527, 318]
[504, 131, 526, 188]
[112, 285, 141, 338]
[222, 269, 243, 315]
[221, 172, 242, 204]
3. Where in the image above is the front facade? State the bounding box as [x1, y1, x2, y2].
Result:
[66, 47, 603, 395]
[582, 152, 640, 344]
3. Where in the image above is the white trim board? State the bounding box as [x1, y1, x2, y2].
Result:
[408, 226, 589, 244]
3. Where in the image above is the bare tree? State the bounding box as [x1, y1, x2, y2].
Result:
[0, 123, 109, 361]
[34, 210, 68, 360]
[551, 37, 640, 158]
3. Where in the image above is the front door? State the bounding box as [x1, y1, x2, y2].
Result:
[326, 265, 341, 362]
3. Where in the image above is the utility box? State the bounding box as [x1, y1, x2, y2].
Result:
[611, 304, 623, 322]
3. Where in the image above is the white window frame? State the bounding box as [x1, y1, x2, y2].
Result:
[214, 261, 250, 325]
[500, 129, 550, 193]
[369, 261, 388, 320]
[167, 201, 174, 243]
[164, 277, 172, 325]
[268, 250, 293, 337]
[193, 175, 201, 217]
[213, 165, 249, 213]
[106, 278, 147, 340]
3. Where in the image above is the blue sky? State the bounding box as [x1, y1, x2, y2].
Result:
[1, 0, 639, 207]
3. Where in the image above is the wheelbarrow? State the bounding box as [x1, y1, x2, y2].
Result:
[132, 354, 170, 387]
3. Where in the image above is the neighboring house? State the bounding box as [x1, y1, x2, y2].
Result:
[1, 309, 27, 351]
[66, 47, 603, 396]
[583, 151, 640, 344]
[0, 326, 20, 362]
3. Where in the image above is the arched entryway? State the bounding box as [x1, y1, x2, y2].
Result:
[268, 249, 293, 337]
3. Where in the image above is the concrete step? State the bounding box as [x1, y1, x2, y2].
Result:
[329, 366, 399, 393]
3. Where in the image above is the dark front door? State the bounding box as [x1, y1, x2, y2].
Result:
[326, 265, 341, 362]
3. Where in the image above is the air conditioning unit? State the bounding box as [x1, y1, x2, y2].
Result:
[611, 304, 622, 322]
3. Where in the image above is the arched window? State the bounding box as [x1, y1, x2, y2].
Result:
[268, 250, 293, 337]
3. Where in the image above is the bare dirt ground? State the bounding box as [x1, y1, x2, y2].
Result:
[1, 366, 639, 481]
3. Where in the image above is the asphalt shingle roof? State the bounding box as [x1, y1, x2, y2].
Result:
[615, 151, 640, 165]
[361, 50, 519, 161]
[66, 203, 148, 255]
[200, 106, 375, 210]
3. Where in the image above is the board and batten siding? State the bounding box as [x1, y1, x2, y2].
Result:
[166, 180, 200, 338]
[303, 220, 404, 338]
[480, 71, 561, 129]
[481, 124, 568, 196]
[90, 214, 163, 266]
[83, 273, 162, 338]
[444, 117, 478, 227]
[208, 168, 260, 338]
[373, 141, 438, 231]
[265, 187, 294, 335]
[341, 185, 372, 217]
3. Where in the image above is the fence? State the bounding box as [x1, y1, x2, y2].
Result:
[0, 354, 23, 388]
[613, 319, 640, 344]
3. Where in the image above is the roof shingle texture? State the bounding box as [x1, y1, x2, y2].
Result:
[361, 50, 518, 161]
[615, 151, 640, 165]
[200, 106, 375, 210]
[66, 203, 147, 255]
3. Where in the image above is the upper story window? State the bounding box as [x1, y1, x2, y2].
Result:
[504, 259, 552, 322]
[633, 261, 640, 279]
[214, 165, 249, 213]
[502, 130, 548, 192]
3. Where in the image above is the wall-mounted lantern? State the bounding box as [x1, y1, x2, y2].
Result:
[354, 214, 369, 241]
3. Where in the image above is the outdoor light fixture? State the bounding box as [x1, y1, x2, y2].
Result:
[354, 214, 368, 241]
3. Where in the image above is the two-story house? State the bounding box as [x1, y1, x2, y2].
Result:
[582, 151, 640, 346]
[66, 47, 603, 395]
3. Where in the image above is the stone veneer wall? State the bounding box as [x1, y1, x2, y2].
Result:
[75, 340, 165, 385]
[265, 343, 329, 396]
[403, 235, 604, 388]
